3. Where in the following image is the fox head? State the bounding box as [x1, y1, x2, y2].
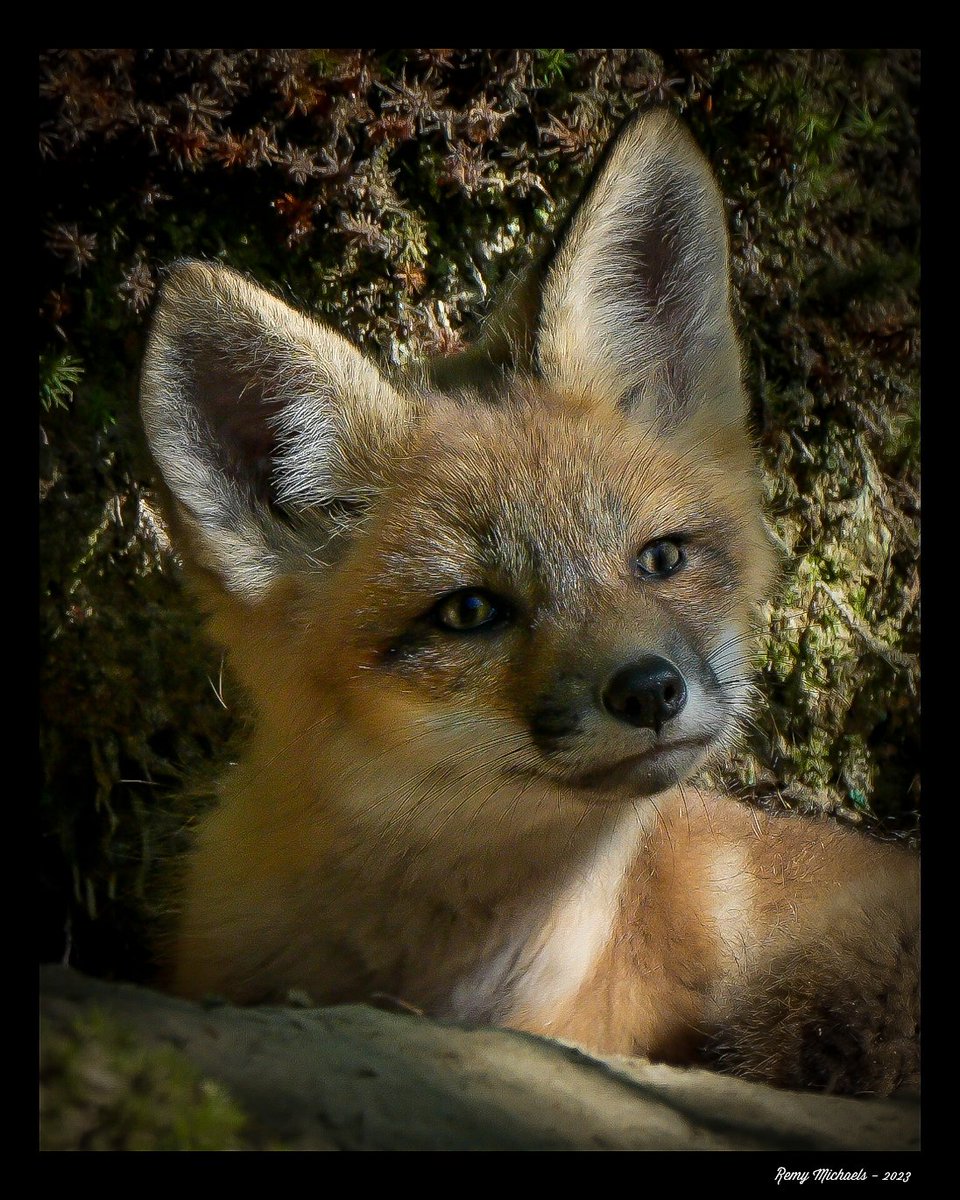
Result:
[140, 109, 774, 826]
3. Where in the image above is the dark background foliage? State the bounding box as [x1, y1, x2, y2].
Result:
[39, 48, 920, 984]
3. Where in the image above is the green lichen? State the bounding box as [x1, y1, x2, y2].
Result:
[40, 1009, 248, 1151]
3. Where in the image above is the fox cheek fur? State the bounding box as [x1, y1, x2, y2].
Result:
[139, 108, 918, 1094]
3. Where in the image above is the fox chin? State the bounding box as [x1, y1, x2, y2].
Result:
[140, 107, 919, 1097]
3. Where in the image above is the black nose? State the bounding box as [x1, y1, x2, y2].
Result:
[601, 657, 687, 732]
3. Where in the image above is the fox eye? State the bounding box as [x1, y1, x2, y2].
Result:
[433, 589, 507, 632]
[636, 538, 685, 578]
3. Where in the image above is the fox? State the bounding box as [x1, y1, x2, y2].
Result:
[139, 107, 919, 1096]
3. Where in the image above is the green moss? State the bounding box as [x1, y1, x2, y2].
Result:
[533, 49, 578, 87]
[40, 352, 84, 412]
[40, 1010, 247, 1151]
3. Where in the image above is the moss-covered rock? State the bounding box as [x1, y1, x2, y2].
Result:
[41, 1006, 248, 1151]
[40, 966, 920, 1152]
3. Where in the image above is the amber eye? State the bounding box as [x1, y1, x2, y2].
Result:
[636, 538, 685, 578]
[433, 589, 507, 632]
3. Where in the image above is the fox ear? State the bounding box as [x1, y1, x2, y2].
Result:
[535, 109, 745, 433]
[140, 261, 413, 598]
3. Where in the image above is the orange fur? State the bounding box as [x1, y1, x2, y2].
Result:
[140, 110, 918, 1095]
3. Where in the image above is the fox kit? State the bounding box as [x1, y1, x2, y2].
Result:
[140, 109, 918, 1095]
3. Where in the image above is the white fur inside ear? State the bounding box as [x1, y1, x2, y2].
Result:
[140, 261, 412, 597]
[537, 110, 745, 431]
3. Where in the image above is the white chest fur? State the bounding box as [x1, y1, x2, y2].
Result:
[442, 809, 644, 1025]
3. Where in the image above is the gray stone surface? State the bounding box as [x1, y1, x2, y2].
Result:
[40, 965, 919, 1152]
